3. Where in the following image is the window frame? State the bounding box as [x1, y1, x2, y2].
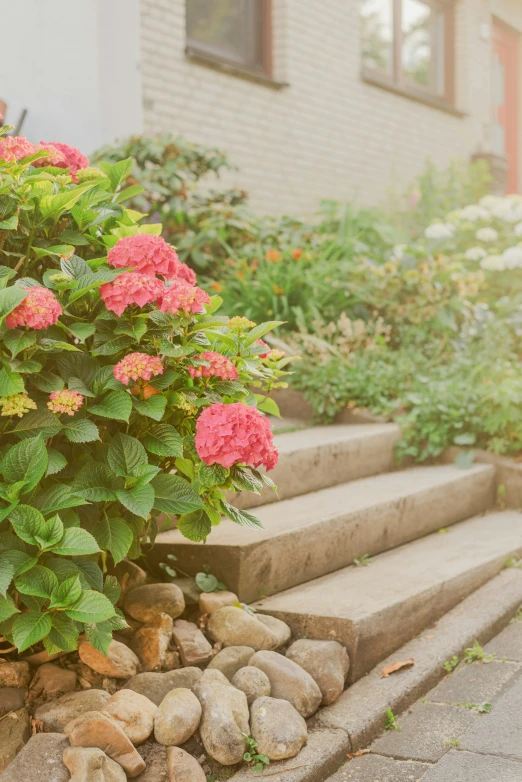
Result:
[185, 0, 273, 81]
[361, 0, 458, 113]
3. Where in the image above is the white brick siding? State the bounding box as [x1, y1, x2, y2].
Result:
[140, 0, 522, 216]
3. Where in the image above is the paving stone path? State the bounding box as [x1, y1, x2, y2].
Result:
[328, 618, 522, 781]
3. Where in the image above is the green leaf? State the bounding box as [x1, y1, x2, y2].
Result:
[142, 424, 184, 458]
[33, 514, 64, 549]
[8, 505, 46, 546]
[32, 372, 64, 393]
[93, 517, 133, 564]
[15, 565, 59, 598]
[132, 395, 167, 421]
[46, 449, 67, 477]
[63, 419, 100, 443]
[33, 484, 87, 515]
[244, 321, 283, 347]
[177, 510, 212, 542]
[90, 390, 132, 422]
[200, 463, 229, 488]
[195, 572, 219, 592]
[73, 558, 103, 591]
[13, 409, 61, 440]
[0, 214, 18, 230]
[12, 611, 52, 652]
[99, 157, 134, 191]
[151, 474, 203, 515]
[39, 182, 98, 219]
[68, 323, 95, 342]
[51, 527, 101, 556]
[48, 576, 82, 609]
[257, 397, 281, 418]
[222, 501, 263, 530]
[103, 575, 121, 605]
[0, 593, 20, 623]
[2, 434, 47, 492]
[3, 329, 37, 358]
[72, 463, 119, 501]
[116, 484, 155, 520]
[108, 433, 148, 477]
[0, 368, 24, 396]
[45, 613, 80, 654]
[64, 590, 116, 623]
[85, 621, 113, 655]
[91, 333, 133, 356]
[455, 450, 475, 469]
[0, 287, 27, 320]
[0, 560, 14, 598]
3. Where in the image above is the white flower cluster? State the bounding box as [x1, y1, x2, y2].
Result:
[456, 205, 490, 222]
[475, 227, 498, 243]
[465, 246, 488, 262]
[479, 194, 522, 223]
[424, 222, 455, 240]
[480, 246, 522, 271]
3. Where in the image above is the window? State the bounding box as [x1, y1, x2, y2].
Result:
[360, 0, 455, 106]
[186, 0, 272, 78]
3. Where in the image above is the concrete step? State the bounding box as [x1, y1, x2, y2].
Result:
[152, 463, 496, 603]
[253, 510, 522, 683]
[233, 423, 400, 510]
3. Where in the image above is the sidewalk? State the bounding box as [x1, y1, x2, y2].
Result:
[329, 616, 522, 781]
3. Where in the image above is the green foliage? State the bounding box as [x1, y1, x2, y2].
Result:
[384, 708, 402, 732]
[443, 656, 459, 673]
[243, 736, 270, 773]
[0, 127, 287, 656]
[463, 641, 496, 665]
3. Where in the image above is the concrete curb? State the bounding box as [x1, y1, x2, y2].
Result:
[231, 569, 522, 781]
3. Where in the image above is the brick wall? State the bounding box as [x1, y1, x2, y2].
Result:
[140, 0, 522, 216]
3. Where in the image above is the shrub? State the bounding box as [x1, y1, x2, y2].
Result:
[0, 128, 287, 656]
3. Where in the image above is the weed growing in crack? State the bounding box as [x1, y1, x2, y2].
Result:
[463, 641, 496, 664]
[385, 708, 402, 732]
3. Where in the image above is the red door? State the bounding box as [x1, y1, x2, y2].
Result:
[492, 20, 519, 193]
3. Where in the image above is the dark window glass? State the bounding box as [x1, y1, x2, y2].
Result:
[186, 0, 266, 73]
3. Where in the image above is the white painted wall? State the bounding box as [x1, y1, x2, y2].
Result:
[0, 0, 143, 156]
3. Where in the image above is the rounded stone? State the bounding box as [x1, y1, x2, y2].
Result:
[231, 666, 271, 705]
[0, 733, 70, 782]
[206, 646, 255, 681]
[130, 613, 176, 672]
[125, 668, 203, 707]
[30, 663, 77, 700]
[286, 639, 350, 705]
[101, 689, 157, 745]
[249, 650, 322, 718]
[207, 606, 280, 650]
[256, 614, 292, 649]
[34, 689, 111, 732]
[64, 710, 146, 777]
[62, 746, 126, 781]
[78, 639, 139, 680]
[250, 696, 308, 760]
[199, 590, 239, 615]
[0, 662, 30, 688]
[193, 669, 250, 765]
[167, 746, 206, 782]
[154, 688, 202, 746]
[124, 583, 185, 623]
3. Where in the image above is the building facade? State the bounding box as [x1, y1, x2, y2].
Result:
[2, 1, 522, 216]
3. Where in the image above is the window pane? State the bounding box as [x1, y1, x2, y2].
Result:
[402, 0, 444, 93]
[360, 0, 394, 74]
[186, 0, 260, 69]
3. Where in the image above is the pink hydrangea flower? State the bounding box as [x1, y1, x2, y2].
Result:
[45, 142, 89, 176]
[256, 339, 270, 358]
[47, 389, 84, 416]
[159, 279, 210, 315]
[0, 136, 36, 162]
[32, 142, 67, 168]
[6, 286, 62, 330]
[100, 272, 163, 317]
[195, 402, 278, 471]
[114, 352, 164, 386]
[188, 351, 238, 381]
[107, 234, 196, 283]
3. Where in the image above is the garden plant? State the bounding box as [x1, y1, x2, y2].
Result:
[0, 127, 288, 657]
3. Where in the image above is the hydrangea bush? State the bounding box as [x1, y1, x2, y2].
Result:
[0, 128, 287, 656]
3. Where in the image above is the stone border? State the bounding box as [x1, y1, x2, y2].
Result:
[230, 569, 522, 780]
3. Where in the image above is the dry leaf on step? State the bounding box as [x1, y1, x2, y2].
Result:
[381, 658, 414, 678]
[347, 749, 371, 759]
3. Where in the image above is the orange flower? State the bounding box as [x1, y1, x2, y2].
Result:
[291, 248, 303, 261]
[273, 285, 284, 295]
[265, 249, 282, 263]
[210, 281, 223, 292]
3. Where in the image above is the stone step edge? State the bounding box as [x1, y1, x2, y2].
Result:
[230, 568, 522, 781]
